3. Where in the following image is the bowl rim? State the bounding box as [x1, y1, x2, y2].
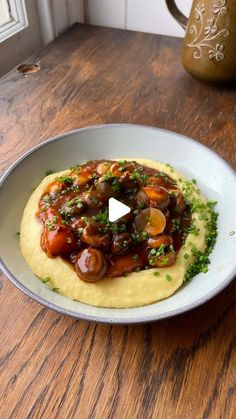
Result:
[0, 123, 236, 324]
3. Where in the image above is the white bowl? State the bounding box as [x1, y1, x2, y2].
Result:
[0, 124, 236, 323]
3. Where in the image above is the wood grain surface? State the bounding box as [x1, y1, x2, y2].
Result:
[0, 24, 235, 419]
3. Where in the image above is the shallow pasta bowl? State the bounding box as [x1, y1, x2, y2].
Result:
[0, 124, 236, 323]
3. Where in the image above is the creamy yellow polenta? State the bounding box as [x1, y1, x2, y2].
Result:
[20, 159, 207, 308]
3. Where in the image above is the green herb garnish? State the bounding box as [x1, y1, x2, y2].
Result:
[52, 287, 60, 292]
[56, 176, 74, 184]
[184, 208, 218, 282]
[45, 169, 55, 176]
[42, 277, 50, 283]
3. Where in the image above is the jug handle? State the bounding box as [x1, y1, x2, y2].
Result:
[165, 0, 188, 30]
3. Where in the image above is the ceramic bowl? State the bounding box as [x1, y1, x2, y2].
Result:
[0, 124, 236, 323]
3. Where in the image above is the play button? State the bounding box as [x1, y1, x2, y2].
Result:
[108, 198, 131, 222]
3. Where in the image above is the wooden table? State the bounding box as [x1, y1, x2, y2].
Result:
[0, 24, 235, 419]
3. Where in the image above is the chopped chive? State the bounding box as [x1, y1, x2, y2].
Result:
[52, 287, 60, 292]
[153, 271, 160, 276]
[42, 277, 50, 283]
[45, 169, 55, 176]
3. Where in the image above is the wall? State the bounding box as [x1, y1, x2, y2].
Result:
[85, 0, 191, 37]
[0, 0, 43, 77]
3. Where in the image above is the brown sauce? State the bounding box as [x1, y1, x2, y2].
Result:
[37, 160, 191, 282]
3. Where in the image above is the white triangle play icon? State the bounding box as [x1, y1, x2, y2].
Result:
[108, 198, 131, 222]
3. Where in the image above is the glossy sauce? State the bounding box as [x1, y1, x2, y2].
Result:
[37, 160, 191, 282]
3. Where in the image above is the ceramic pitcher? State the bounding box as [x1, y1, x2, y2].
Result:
[166, 0, 236, 84]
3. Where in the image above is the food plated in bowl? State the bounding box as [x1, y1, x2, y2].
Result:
[0, 124, 235, 323]
[20, 158, 217, 308]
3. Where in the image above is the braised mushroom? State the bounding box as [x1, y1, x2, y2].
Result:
[147, 234, 173, 249]
[111, 232, 133, 254]
[107, 253, 143, 277]
[72, 166, 94, 186]
[135, 208, 166, 236]
[82, 223, 110, 248]
[85, 189, 104, 209]
[96, 162, 111, 176]
[96, 178, 120, 200]
[75, 248, 107, 282]
[169, 189, 186, 213]
[110, 163, 125, 178]
[146, 176, 164, 187]
[64, 197, 86, 216]
[141, 186, 169, 208]
[154, 252, 176, 267]
[136, 188, 150, 208]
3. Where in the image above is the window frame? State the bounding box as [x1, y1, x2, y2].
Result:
[0, 0, 28, 43]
